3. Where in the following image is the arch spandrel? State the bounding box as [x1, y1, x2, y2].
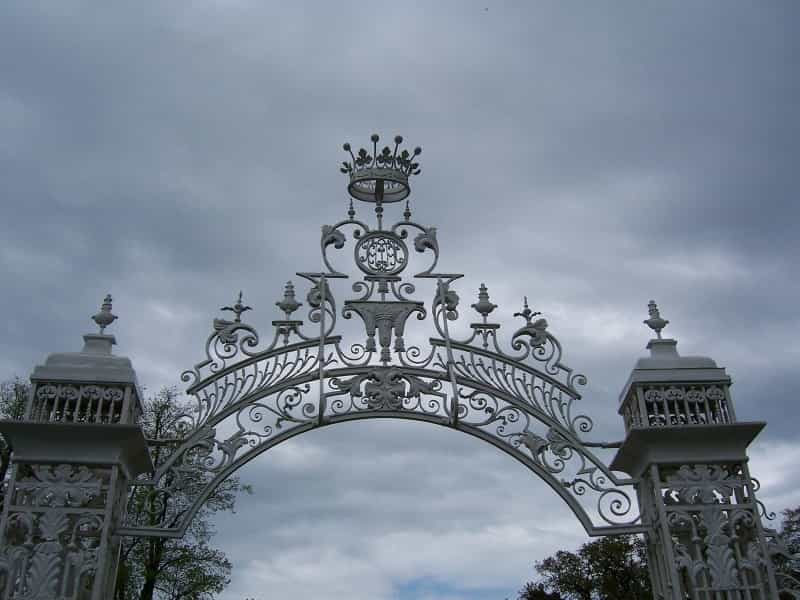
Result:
[121, 135, 642, 539]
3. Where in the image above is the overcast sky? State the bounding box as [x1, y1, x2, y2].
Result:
[1, 2, 798, 599]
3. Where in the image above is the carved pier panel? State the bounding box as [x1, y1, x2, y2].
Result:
[0, 463, 127, 600]
[642, 462, 780, 599]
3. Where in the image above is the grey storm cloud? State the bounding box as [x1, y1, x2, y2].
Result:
[0, 2, 798, 599]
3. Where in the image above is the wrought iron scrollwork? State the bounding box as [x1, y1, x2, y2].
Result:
[134, 134, 641, 539]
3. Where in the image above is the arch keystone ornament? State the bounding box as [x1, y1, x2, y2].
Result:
[0, 137, 794, 599]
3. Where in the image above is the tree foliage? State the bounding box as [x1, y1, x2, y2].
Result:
[776, 506, 800, 598]
[115, 387, 251, 600]
[0, 377, 28, 507]
[780, 507, 800, 557]
[517, 582, 563, 599]
[520, 535, 651, 600]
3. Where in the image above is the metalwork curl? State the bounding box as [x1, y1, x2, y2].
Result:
[391, 280, 416, 301]
[333, 341, 374, 367]
[397, 344, 437, 368]
[239, 385, 314, 436]
[351, 280, 373, 301]
[156, 191, 645, 538]
[305, 279, 336, 338]
[596, 489, 635, 526]
[756, 499, 776, 521]
[390, 221, 439, 276]
[181, 321, 262, 390]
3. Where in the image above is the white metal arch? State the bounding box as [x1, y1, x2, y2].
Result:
[116, 135, 647, 538]
[1, 134, 792, 600]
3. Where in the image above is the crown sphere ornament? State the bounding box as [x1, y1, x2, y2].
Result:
[340, 134, 422, 203]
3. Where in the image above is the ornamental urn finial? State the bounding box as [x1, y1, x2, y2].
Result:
[276, 281, 302, 319]
[644, 300, 669, 339]
[221, 291, 252, 323]
[471, 283, 497, 322]
[91, 294, 117, 334]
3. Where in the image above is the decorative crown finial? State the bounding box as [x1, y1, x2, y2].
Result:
[275, 281, 302, 319]
[91, 293, 117, 334]
[644, 300, 669, 339]
[221, 291, 252, 323]
[340, 134, 422, 204]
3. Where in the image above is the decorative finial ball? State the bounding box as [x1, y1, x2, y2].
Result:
[394, 135, 403, 144]
[413, 147, 422, 155]
[371, 134, 379, 142]
[343, 143, 351, 151]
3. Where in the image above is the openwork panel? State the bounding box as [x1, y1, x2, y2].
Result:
[134, 362, 641, 538]
[623, 383, 733, 430]
[649, 463, 779, 599]
[440, 343, 589, 435]
[30, 383, 130, 425]
[181, 337, 329, 428]
[0, 464, 114, 599]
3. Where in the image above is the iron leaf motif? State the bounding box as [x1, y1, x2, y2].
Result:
[666, 464, 736, 504]
[703, 506, 741, 589]
[331, 368, 439, 411]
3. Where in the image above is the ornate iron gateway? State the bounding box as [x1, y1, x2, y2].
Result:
[127, 134, 640, 538]
[0, 134, 796, 599]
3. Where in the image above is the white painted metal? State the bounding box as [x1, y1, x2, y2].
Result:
[613, 324, 792, 599]
[0, 307, 151, 600]
[0, 136, 794, 600]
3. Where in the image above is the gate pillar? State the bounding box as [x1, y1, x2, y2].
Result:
[611, 302, 780, 599]
[0, 297, 151, 600]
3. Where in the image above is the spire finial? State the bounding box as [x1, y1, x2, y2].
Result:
[221, 291, 252, 323]
[347, 198, 355, 220]
[403, 199, 412, 221]
[514, 296, 541, 324]
[91, 294, 117, 334]
[644, 300, 669, 339]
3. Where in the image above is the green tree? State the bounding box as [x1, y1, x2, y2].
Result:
[115, 387, 251, 600]
[521, 535, 651, 600]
